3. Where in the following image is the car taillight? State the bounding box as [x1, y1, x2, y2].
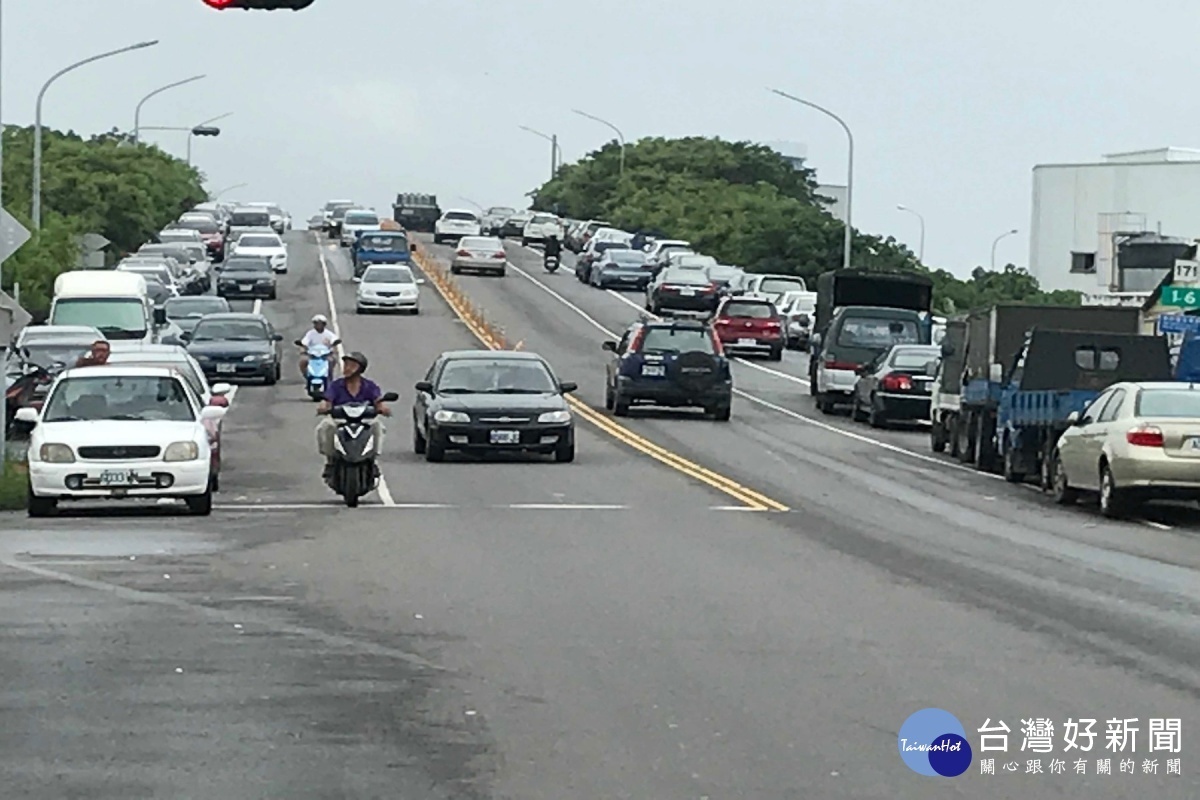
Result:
[764, 320, 781, 329]
[714, 317, 731, 325]
[1126, 425, 1164, 447]
[826, 358, 858, 371]
[492, 251, 506, 259]
[456, 249, 470, 257]
[629, 328, 646, 351]
[880, 373, 913, 391]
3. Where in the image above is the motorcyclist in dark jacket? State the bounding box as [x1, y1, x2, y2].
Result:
[544, 234, 562, 260]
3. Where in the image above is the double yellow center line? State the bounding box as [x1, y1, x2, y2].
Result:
[411, 246, 790, 512]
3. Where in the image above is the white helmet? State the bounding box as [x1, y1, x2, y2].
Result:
[312, 314, 328, 324]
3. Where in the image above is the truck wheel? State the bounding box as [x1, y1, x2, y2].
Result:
[1002, 440, 1025, 483]
[975, 412, 997, 472]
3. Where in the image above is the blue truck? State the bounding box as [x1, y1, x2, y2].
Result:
[351, 230, 415, 278]
[960, 321, 1171, 485]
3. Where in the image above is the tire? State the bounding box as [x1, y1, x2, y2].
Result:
[1099, 462, 1131, 518]
[852, 398, 868, 422]
[1050, 452, 1079, 505]
[27, 484, 55, 518]
[268, 290, 277, 299]
[975, 411, 997, 472]
[450, 264, 460, 275]
[555, 439, 575, 463]
[413, 422, 427, 455]
[816, 394, 834, 415]
[433, 235, 442, 245]
[521, 237, 529, 247]
[425, 438, 446, 462]
[931, 418, 947, 453]
[355, 305, 364, 314]
[264, 366, 278, 386]
[1002, 439, 1025, 483]
[604, 380, 615, 410]
[867, 396, 886, 428]
[711, 403, 732, 422]
[185, 482, 214, 515]
[498, 268, 507, 277]
[211, 472, 220, 493]
[342, 467, 360, 508]
[768, 345, 783, 362]
[613, 389, 631, 417]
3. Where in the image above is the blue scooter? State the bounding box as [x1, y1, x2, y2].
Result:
[297, 341, 338, 401]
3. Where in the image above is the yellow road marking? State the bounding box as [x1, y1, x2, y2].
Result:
[410, 246, 790, 512]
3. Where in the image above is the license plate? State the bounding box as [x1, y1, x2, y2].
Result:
[642, 364, 665, 377]
[99, 470, 131, 486]
[680, 288, 695, 296]
[738, 338, 756, 346]
[1187, 438, 1200, 450]
[239, 284, 253, 291]
[490, 430, 520, 445]
[216, 364, 237, 374]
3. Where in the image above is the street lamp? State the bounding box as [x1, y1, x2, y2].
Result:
[457, 196, 483, 212]
[519, 125, 563, 179]
[31, 39, 159, 228]
[570, 109, 625, 177]
[211, 182, 248, 200]
[133, 74, 206, 144]
[769, 88, 855, 272]
[896, 204, 925, 262]
[991, 228, 1019, 270]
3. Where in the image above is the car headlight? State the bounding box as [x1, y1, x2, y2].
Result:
[433, 409, 470, 423]
[164, 441, 200, 462]
[39, 443, 75, 463]
[192, 353, 210, 361]
[244, 353, 271, 362]
[538, 410, 571, 424]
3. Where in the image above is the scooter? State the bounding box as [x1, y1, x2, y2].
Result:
[296, 341, 339, 401]
[324, 392, 399, 507]
[544, 253, 560, 273]
[5, 356, 58, 437]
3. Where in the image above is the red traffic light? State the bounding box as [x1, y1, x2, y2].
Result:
[202, 0, 315, 8]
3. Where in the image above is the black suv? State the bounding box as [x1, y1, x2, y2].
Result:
[601, 319, 733, 420]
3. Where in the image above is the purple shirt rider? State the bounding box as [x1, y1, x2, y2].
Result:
[324, 377, 382, 406]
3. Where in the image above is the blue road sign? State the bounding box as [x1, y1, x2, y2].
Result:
[1158, 313, 1200, 334]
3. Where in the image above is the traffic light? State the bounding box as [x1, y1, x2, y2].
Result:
[202, 0, 315, 9]
[191, 126, 221, 137]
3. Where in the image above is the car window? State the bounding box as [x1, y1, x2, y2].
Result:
[43, 375, 196, 422]
[1097, 389, 1126, 422]
[108, 358, 206, 398]
[360, 233, 407, 250]
[1081, 392, 1111, 422]
[460, 237, 502, 250]
[436, 359, 556, 394]
[363, 267, 413, 284]
[223, 259, 272, 272]
[758, 277, 806, 295]
[191, 320, 268, 341]
[531, 215, 558, 225]
[178, 218, 219, 233]
[239, 235, 280, 248]
[1136, 388, 1200, 417]
[345, 213, 378, 225]
[891, 348, 941, 369]
[640, 327, 715, 354]
[721, 302, 775, 319]
[606, 251, 647, 265]
[231, 212, 270, 225]
[165, 298, 228, 318]
[445, 211, 478, 222]
[836, 316, 921, 348]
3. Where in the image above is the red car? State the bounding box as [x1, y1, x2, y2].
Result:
[712, 297, 784, 360]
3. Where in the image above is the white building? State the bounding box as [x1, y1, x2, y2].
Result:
[1029, 147, 1200, 302]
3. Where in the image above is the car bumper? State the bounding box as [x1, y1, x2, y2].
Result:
[617, 376, 732, 406]
[1111, 451, 1200, 492]
[818, 367, 858, 397]
[597, 273, 650, 289]
[430, 422, 573, 453]
[29, 458, 211, 499]
[452, 257, 507, 272]
[357, 295, 419, 309]
[198, 360, 276, 380]
[217, 283, 276, 298]
[876, 393, 932, 420]
[717, 333, 782, 352]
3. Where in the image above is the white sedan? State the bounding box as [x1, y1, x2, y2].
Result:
[18, 365, 224, 517]
[433, 209, 482, 244]
[356, 264, 424, 314]
[230, 231, 288, 273]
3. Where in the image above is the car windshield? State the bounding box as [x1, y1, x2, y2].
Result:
[436, 359, 556, 394]
[345, 213, 378, 225]
[360, 234, 406, 250]
[224, 259, 271, 273]
[606, 251, 647, 266]
[759, 277, 806, 295]
[363, 267, 413, 284]
[165, 298, 228, 319]
[50, 299, 146, 336]
[239, 236, 280, 248]
[232, 213, 269, 225]
[722, 302, 775, 319]
[891, 348, 941, 369]
[43, 375, 195, 422]
[178, 218, 218, 233]
[460, 237, 502, 251]
[640, 327, 715, 354]
[1136, 389, 1200, 417]
[445, 212, 477, 222]
[838, 316, 922, 348]
[191, 320, 268, 341]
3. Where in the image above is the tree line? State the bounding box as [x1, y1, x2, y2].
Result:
[530, 136, 1080, 314]
[0, 125, 207, 315]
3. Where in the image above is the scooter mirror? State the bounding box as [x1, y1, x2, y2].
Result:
[381, 391, 399, 402]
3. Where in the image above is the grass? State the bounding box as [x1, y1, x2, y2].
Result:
[0, 457, 28, 511]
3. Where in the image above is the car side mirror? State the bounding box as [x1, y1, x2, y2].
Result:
[200, 406, 226, 421]
[559, 381, 577, 393]
[381, 391, 399, 402]
[416, 278, 426, 285]
[179, 331, 192, 342]
[601, 340, 617, 351]
[1066, 411, 1081, 425]
[273, 333, 284, 341]
[415, 380, 433, 393]
[14, 407, 39, 424]
[210, 382, 232, 396]
[153, 307, 167, 325]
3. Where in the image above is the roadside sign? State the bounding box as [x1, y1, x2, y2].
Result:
[0, 207, 31, 263]
[1175, 259, 1200, 285]
[1157, 313, 1200, 334]
[1160, 285, 1200, 308]
[80, 232, 110, 251]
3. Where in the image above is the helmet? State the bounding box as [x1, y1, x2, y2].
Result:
[343, 351, 368, 373]
[312, 314, 328, 324]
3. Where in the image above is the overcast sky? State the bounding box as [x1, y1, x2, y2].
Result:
[4, 0, 1196, 277]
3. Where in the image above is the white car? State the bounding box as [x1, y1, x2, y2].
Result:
[645, 238, 691, 264]
[340, 208, 381, 247]
[245, 202, 290, 235]
[230, 231, 288, 273]
[18, 365, 224, 517]
[433, 209, 482, 244]
[668, 253, 719, 271]
[355, 264, 424, 314]
[521, 213, 563, 246]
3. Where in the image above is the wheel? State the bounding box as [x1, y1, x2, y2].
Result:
[931, 418, 947, 453]
[211, 472, 220, 492]
[1050, 452, 1079, 505]
[275, 363, 282, 381]
[612, 389, 631, 417]
[711, 403, 732, 421]
[816, 394, 834, 415]
[425, 438, 446, 462]
[342, 467, 360, 507]
[956, 412, 976, 463]
[851, 398, 868, 422]
[521, 237, 529, 247]
[867, 396, 886, 428]
[604, 380, 615, 410]
[768, 345, 783, 362]
[355, 305, 364, 314]
[433, 235, 442, 244]
[27, 484, 55, 518]
[975, 412, 997, 472]
[413, 422, 427, 454]
[185, 482, 214, 515]
[498, 268, 506, 277]
[264, 366, 278, 386]
[268, 290, 277, 299]
[1099, 462, 1132, 518]
[450, 265, 460, 274]
[555, 439, 575, 463]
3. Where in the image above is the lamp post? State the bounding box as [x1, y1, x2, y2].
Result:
[456, 196, 484, 212]
[31, 39, 159, 228]
[519, 125, 562, 179]
[896, 204, 926, 262]
[211, 182, 248, 200]
[991, 228, 1019, 270]
[570, 109, 624, 177]
[769, 88, 855, 271]
[133, 74, 206, 144]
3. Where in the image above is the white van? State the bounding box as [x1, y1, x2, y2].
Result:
[49, 271, 164, 343]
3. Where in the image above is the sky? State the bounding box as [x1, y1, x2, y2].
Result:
[4, 0, 1199, 278]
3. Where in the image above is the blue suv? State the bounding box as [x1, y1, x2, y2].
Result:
[601, 318, 733, 420]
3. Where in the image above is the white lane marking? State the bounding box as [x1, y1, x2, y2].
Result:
[315, 238, 396, 507]
[253, 298, 262, 314]
[508, 260, 619, 338]
[1140, 519, 1173, 531]
[507, 503, 628, 510]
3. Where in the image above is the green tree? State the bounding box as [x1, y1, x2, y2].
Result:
[532, 136, 1080, 314]
[0, 124, 206, 314]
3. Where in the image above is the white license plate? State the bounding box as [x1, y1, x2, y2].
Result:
[216, 364, 237, 373]
[1187, 437, 1200, 450]
[99, 470, 131, 486]
[490, 430, 520, 445]
[738, 338, 757, 346]
[680, 288, 695, 296]
[239, 284, 253, 291]
[642, 364, 665, 377]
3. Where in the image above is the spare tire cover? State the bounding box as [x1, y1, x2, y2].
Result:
[670, 350, 719, 393]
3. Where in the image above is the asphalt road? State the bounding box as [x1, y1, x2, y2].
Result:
[0, 230, 1195, 798]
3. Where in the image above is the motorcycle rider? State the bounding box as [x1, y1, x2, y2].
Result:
[543, 233, 562, 267]
[298, 314, 339, 379]
[315, 351, 391, 479]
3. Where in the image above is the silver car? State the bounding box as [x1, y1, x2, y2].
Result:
[450, 236, 507, 276]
